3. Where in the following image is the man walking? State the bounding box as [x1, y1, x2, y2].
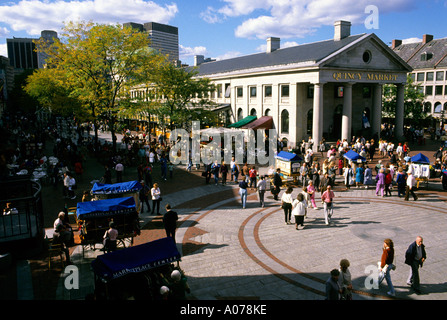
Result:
[405, 236, 427, 294]
[115, 161, 124, 183]
[163, 204, 178, 242]
[321, 185, 335, 226]
[404, 172, 418, 201]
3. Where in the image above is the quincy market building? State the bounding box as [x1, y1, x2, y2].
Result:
[193, 21, 412, 151]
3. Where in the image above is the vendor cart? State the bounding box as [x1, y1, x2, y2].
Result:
[76, 197, 140, 256]
[91, 180, 142, 209]
[409, 153, 430, 188]
[275, 151, 302, 182]
[91, 237, 182, 300]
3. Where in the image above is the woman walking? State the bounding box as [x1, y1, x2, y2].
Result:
[375, 169, 386, 197]
[306, 180, 317, 209]
[378, 238, 396, 297]
[151, 183, 161, 215]
[281, 186, 294, 225]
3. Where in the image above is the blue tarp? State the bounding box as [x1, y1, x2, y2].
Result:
[76, 196, 137, 220]
[343, 150, 366, 162]
[275, 151, 302, 162]
[91, 180, 142, 195]
[411, 153, 430, 164]
[91, 237, 181, 281]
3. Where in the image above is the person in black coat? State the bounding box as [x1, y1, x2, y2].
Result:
[405, 236, 427, 294]
[163, 204, 178, 242]
[272, 168, 282, 200]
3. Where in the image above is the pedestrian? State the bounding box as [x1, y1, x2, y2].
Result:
[375, 168, 386, 197]
[404, 172, 418, 201]
[300, 162, 309, 187]
[102, 221, 118, 253]
[211, 160, 220, 185]
[63, 172, 70, 198]
[103, 165, 112, 184]
[272, 168, 282, 200]
[311, 162, 320, 192]
[168, 161, 174, 179]
[378, 238, 396, 297]
[325, 269, 341, 300]
[232, 161, 239, 183]
[384, 169, 393, 196]
[291, 193, 306, 230]
[396, 167, 407, 197]
[319, 172, 330, 196]
[249, 166, 257, 189]
[163, 204, 178, 242]
[238, 179, 248, 209]
[343, 164, 353, 190]
[257, 175, 267, 207]
[160, 154, 168, 181]
[68, 173, 76, 200]
[281, 186, 294, 225]
[242, 163, 249, 183]
[115, 161, 124, 183]
[151, 183, 161, 215]
[363, 164, 373, 188]
[355, 163, 364, 188]
[338, 259, 353, 300]
[220, 161, 228, 185]
[405, 236, 426, 294]
[441, 164, 447, 191]
[306, 180, 317, 209]
[321, 185, 335, 225]
[139, 180, 151, 213]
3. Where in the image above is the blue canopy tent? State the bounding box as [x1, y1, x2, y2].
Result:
[343, 150, 366, 162]
[76, 196, 137, 220]
[410, 153, 430, 164]
[275, 151, 303, 162]
[91, 237, 181, 282]
[91, 180, 142, 195]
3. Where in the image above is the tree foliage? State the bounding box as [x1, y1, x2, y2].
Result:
[382, 74, 427, 124]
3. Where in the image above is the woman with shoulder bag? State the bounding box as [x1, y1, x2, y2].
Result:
[281, 186, 294, 225]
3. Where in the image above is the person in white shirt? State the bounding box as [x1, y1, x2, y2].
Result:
[405, 172, 418, 201]
[103, 222, 118, 253]
[292, 193, 306, 230]
[281, 187, 294, 225]
[115, 162, 124, 182]
[257, 176, 267, 208]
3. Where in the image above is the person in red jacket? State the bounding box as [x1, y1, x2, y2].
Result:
[384, 169, 393, 196]
[378, 238, 396, 297]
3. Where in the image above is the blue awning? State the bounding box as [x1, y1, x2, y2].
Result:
[91, 180, 142, 195]
[343, 150, 366, 162]
[275, 151, 302, 162]
[91, 237, 181, 281]
[76, 197, 137, 220]
[411, 153, 430, 164]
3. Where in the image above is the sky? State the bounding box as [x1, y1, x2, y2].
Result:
[0, 0, 447, 66]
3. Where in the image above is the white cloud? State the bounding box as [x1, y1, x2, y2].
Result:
[0, 27, 9, 37]
[214, 51, 243, 61]
[0, 0, 178, 36]
[0, 43, 7, 57]
[179, 44, 207, 58]
[402, 37, 422, 44]
[203, 0, 417, 40]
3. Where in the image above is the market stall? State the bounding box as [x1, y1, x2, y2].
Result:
[275, 151, 302, 182]
[409, 153, 430, 188]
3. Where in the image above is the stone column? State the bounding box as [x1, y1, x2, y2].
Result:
[372, 84, 382, 139]
[341, 83, 353, 142]
[395, 83, 405, 140]
[312, 83, 324, 152]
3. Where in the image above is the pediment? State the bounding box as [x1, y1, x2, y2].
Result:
[319, 34, 412, 72]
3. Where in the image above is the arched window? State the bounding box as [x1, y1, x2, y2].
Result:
[281, 109, 289, 134]
[434, 102, 442, 113]
[444, 102, 447, 112]
[237, 108, 243, 121]
[250, 108, 257, 116]
[264, 108, 271, 116]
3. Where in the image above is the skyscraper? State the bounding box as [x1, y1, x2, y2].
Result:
[124, 22, 179, 64]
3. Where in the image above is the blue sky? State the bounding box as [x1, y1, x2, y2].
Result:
[0, 0, 446, 66]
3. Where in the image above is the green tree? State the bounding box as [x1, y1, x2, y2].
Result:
[382, 74, 426, 125]
[149, 63, 218, 131]
[29, 21, 164, 152]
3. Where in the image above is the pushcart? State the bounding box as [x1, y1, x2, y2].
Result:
[91, 237, 182, 300]
[75, 196, 140, 256]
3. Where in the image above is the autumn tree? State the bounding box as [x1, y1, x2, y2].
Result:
[28, 21, 164, 152]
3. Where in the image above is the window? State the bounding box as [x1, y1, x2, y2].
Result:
[410, 73, 416, 82]
[237, 108, 243, 121]
[426, 72, 434, 81]
[434, 102, 442, 113]
[307, 85, 314, 98]
[420, 52, 433, 61]
[217, 84, 222, 98]
[281, 109, 289, 134]
[224, 84, 231, 98]
[250, 108, 257, 116]
[281, 84, 289, 97]
[264, 85, 272, 97]
[425, 86, 433, 96]
[236, 87, 243, 98]
[436, 71, 444, 81]
[424, 102, 432, 113]
[435, 85, 443, 96]
[363, 50, 372, 63]
[250, 86, 257, 97]
[417, 73, 425, 82]
[264, 108, 271, 116]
